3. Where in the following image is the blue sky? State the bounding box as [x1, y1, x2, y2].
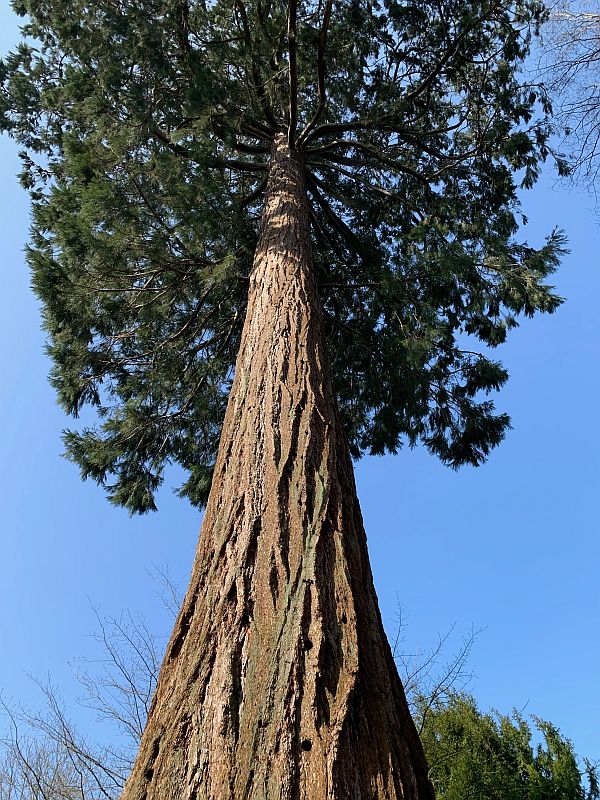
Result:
[1, 4, 598, 768]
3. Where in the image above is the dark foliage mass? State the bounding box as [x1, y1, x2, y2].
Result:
[1, 0, 564, 512]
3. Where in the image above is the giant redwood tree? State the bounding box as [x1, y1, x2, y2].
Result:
[1, 0, 564, 797]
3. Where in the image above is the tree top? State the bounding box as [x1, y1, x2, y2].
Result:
[1, 0, 565, 512]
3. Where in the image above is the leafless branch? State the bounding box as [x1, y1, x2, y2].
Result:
[391, 602, 483, 734]
[540, 1, 600, 186]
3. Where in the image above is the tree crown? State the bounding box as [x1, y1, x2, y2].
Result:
[1, 0, 564, 512]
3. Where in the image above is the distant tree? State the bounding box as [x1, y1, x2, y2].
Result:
[541, 2, 600, 184]
[0, 733, 82, 800]
[0, 611, 164, 800]
[419, 692, 599, 800]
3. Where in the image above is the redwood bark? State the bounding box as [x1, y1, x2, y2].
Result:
[121, 135, 435, 800]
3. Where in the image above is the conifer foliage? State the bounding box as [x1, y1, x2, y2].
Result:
[420, 694, 599, 800]
[1, 0, 564, 514]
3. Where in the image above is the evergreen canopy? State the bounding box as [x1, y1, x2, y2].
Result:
[1, 0, 564, 513]
[419, 694, 599, 800]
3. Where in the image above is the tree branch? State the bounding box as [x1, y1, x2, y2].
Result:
[287, 0, 298, 147]
[316, 160, 424, 217]
[308, 138, 432, 187]
[217, 157, 268, 172]
[239, 175, 268, 208]
[234, 0, 282, 131]
[297, 0, 334, 145]
[402, 0, 503, 106]
[305, 172, 363, 251]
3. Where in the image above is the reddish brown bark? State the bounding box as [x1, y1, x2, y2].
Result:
[121, 135, 435, 800]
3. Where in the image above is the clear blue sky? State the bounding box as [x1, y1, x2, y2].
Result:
[1, 5, 598, 767]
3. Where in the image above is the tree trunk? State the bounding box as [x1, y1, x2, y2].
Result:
[121, 135, 435, 800]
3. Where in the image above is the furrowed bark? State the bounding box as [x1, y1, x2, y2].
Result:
[121, 134, 434, 800]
